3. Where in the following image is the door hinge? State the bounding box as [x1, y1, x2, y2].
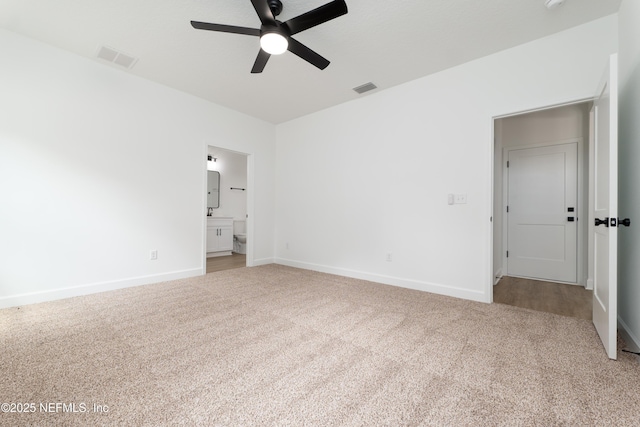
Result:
[507, 161, 510, 168]
[506, 206, 509, 213]
[506, 251, 509, 258]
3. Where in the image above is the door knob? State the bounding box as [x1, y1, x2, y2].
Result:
[618, 218, 631, 227]
[595, 217, 609, 227]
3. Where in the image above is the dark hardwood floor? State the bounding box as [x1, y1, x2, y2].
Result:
[494, 276, 593, 320]
[206, 253, 246, 273]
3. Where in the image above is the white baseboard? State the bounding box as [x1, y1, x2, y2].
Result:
[207, 251, 232, 258]
[275, 258, 487, 303]
[251, 257, 274, 267]
[0, 268, 202, 309]
[618, 316, 640, 352]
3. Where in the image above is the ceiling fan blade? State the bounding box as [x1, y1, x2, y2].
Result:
[287, 37, 330, 70]
[283, 0, 348, 36]
[191, 21, 260, 36]
[251, 49, 271, 73]
[250, 0, 276, 26]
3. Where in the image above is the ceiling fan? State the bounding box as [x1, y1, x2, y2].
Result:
[191, 0, 348, 73]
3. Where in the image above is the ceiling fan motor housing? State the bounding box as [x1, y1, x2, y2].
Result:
[262, 0, 287, 39]
[261, 21, 290, 38]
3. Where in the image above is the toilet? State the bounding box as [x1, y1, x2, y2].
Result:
[233, 220, 247, 254]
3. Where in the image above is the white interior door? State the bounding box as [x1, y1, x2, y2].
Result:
[592, 54, 618, 360]
[506, 143, 578, 282]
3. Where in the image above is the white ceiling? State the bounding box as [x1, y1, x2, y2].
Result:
[0, 0, 621, 124]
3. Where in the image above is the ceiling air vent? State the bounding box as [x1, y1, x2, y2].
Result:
[96, 46, 138, 69]
[353, 82, 377, 94]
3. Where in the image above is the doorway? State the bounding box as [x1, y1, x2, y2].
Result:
[205, 146, 249, 273]
[493, 102, 592, 311]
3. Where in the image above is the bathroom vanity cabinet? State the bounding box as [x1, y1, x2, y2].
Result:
[206, 217, 233, 257]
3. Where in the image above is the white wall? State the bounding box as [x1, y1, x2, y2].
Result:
[493, 103, 591, 285]
[0, 29, 275, 308]
[275, 16, 618, 302]
[617, 0, 640, 350]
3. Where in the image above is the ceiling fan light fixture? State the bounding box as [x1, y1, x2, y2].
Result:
[260, 32, 288, 55]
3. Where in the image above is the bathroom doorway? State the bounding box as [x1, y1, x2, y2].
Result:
[205, 145, 249, 273]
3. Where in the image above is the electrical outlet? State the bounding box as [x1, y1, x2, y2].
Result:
[386, 252, 392, 262]
[150, 250, 158, 260]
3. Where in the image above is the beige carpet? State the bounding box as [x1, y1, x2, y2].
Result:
[1, 265, 639, 426]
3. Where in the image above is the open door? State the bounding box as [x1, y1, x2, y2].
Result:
[591, 54, 618, 360]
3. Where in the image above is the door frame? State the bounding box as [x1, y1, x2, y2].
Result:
[501, 138, 585, 285]
[490, 98, 594, 303]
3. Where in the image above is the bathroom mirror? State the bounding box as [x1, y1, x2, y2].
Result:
[207, 171, 220, 209]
